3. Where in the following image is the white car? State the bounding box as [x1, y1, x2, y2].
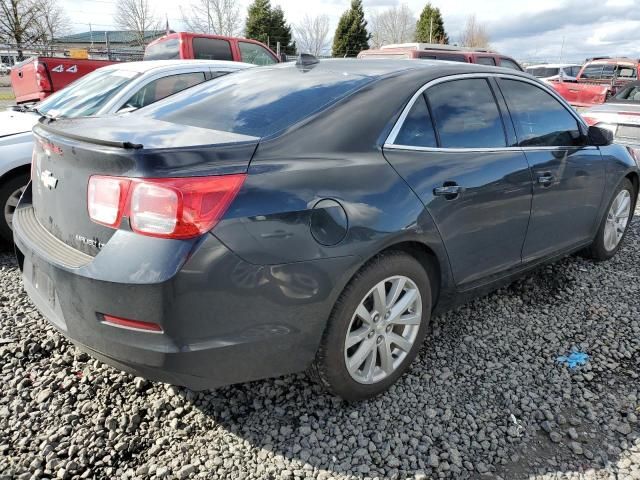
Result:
[525, 63, 582, 82]
[0, 59, 252, 242]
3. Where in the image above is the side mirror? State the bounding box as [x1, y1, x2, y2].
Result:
[587, 125, 614, 146]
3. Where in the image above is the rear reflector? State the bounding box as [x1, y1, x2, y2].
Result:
[102, 314, 163, 333]
[87, 174, 246, 239]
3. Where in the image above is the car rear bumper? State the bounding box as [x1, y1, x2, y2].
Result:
[13, 198, 358, 389]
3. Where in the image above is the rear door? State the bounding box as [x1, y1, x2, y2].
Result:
[383, 76, 532, 287]
[496, 77, 605, 261]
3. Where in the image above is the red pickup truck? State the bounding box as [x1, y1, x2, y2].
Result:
[10, 32, 279, 104]
[10, 57, 117, 103]
[551, 57, 640, 108]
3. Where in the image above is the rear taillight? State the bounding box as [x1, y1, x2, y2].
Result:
[35, 62, 52, 92]
[87, 174, 246, 239]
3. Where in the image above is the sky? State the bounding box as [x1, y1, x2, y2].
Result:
[60, 0, 640, 63]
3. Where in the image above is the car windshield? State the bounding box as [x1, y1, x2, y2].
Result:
[614, 85, 640, 101]
[526, 67, 560, 78]
[38, 68, 140, 118]
[143, 66, 374, 138]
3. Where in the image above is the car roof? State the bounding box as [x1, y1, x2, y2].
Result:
[99, 59, 254, 74]
[588, 58, 638, 65]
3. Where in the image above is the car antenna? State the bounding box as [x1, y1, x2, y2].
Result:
[296, 53, 319, 70]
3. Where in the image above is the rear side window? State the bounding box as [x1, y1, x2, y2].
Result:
[144, 68, 373, 138]
[581, 64, 604, 79]
[617, 65, 637, 79]
[420, 53, 467, 62]
[476, 56, 496, 66]
[193, 38, 233, 61]
[122, 72, 207, 110]
[426, 78, 506, 148]
[239, 42, 277, 65]
[143, 38, 180, 60]
[500, 58, 522, 71]
[498, 79, 582, 147]
[394, 94, 437, 147]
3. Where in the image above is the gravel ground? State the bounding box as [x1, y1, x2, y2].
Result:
[0, 209, 639, 480]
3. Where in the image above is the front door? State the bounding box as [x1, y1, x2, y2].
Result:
[384, 77, 532, 287]
[496, 78, 606, 261]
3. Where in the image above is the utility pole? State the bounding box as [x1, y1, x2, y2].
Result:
[429, 17, 433, 43]
[207, 1, 211, 34]
[276, 41, 281, 57]
[559, 35, 565, 63]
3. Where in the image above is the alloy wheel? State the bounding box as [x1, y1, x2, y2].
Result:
[4, 185, 25, 231]
[603, 189, 631, 252]
[344, 275, 422, 384]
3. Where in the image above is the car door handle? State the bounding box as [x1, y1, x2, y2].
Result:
[537, 173, 555, 186]
[433, 184, 463, 198]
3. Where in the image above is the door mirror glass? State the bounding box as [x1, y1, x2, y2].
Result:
[587, 125, 614, 146]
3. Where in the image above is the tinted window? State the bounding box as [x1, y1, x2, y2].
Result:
[144, 68, 373, 138]
[122, 72, 207, 110]
[144, 38, 180, 60]
[601, 64, 615, 79]
[193, 38, 233, 61]
[427, 78, 506, 148]
[500, 58, 522, 71]
[570, 66, 582, 77]
[498, 79, 582, 147]
[420, 53, 467, 62]
[239, 42, 277, 65]
[394, 94, 437, 147]
[581, 64, 604, 79]
[476, 56, 496, 66]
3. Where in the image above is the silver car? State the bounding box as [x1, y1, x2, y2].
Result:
[581, 81, 640, 147]
[0, 59, 252, 242]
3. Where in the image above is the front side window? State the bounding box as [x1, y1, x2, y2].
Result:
[121, 72, 208, 111]
[193, 38, 233, 61]
[476, 56, 496, 66]
[239, 42, 277, 66]
[394, 94, 437, 147]
[498, 79, 582, 147]
[426, 78, 506, 148]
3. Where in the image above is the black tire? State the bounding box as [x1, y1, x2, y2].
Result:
[310, 251, 432, 401]
[583, 177, 635, 261]
[0, 173, 29, 244]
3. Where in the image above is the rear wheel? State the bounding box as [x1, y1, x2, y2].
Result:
[584, 178, 635, 261]
[311, 251, 431, 401]
[0, 173, 29, 244]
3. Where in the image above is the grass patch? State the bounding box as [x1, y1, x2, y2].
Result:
[0, 92, 15, 101]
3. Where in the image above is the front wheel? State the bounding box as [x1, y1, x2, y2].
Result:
[311, 251, 431, 401]
[584, 178, 635, 261]
[0, 173, 29, 244]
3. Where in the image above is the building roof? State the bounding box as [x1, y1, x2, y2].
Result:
[54, 30, 169, 44]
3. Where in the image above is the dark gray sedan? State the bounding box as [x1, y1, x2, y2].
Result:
[13, 59, 639, 401]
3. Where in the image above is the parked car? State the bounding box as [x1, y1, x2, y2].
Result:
[581, 80, 640, 146]
[0, 63, 10, 75]
[0, 59, 251, 243]
[357, 43, 523, 71]
[552, 57, 640, 107]
[525, 63, 582, 82]
[10, 56, 118, 104]
[14, 59, 637, 401]
[144, 32, 281, 65]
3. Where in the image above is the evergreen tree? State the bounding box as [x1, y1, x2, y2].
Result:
[414, 3, 448, 44]
[332, 0, 370, 57]
[245, 0, 295, 55]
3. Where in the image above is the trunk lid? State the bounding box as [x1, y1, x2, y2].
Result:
[31, 116, 258, 255]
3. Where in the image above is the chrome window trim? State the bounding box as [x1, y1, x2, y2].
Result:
[383, 144, 598, 153]
[385, 72, 590, 151]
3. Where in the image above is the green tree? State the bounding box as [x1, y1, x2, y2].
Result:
[332, 0, 370, 57]
[414, 3, 448, 44]
[245, 0, 295, 55]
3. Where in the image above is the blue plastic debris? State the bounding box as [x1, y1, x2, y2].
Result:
[556, 350, 589, 369]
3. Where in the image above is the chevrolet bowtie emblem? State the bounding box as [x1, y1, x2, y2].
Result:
[40, 170, 58, 190]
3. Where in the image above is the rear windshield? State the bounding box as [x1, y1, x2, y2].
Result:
[144, 38, 180, 60]
[526, 67, 560, 78]
[143, 67, 374, 138]
[38, 68, 139, 118]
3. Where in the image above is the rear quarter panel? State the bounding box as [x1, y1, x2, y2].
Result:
[10, 60, 38, 103]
